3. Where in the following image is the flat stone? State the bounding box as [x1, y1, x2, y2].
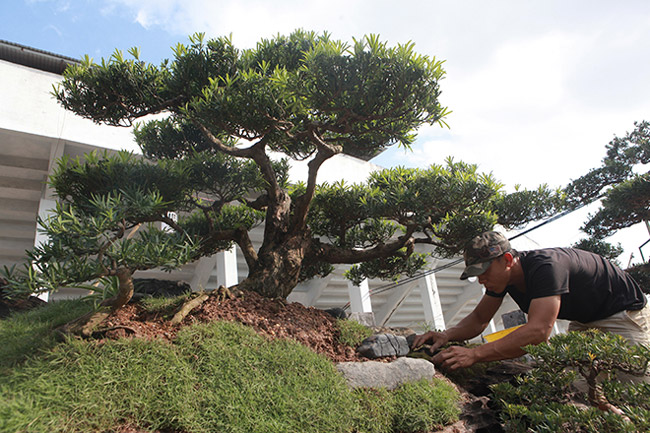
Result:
[337, 357, 435, 390]
[348, 312, 376, 327]
[357, 333, 410, 358]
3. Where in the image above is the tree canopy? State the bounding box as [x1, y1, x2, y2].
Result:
[566, 121, 649, 263]
[6, 31, 562, 316]
[566, 121, 649, 237]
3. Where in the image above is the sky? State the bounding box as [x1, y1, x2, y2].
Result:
[2, 0, 650, 265]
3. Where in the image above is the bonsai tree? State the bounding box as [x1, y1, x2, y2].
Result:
[493, 330, 650, 431]
[564, 121, 649, 290]
[4, 31, 564, 335]
[49, 30, 460, 299]
[566, 121, 649, 255]
[3, 152, 203, 335]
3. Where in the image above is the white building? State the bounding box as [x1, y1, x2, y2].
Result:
[0, 40, 525, 336]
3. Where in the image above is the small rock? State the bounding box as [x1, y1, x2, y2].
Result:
[324, 307, 348, 319]
[372, 326, 417, 338]
[348, 312, 376, 327]
[357, 333, 410, 358]
[132, 279, 191, 298]
[337, 357, 435, 390]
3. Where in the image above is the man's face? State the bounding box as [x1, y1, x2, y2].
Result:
[477, 254, 510, 292]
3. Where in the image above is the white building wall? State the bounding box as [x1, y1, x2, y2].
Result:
[0, 60, 139, 152]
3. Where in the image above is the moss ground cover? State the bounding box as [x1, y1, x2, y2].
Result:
[0, 299, 460, 433]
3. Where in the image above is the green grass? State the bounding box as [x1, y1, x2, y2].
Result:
[0, 299, 93, 373]
[0, 299, 461, 433]
[351, 380, 461, 433]
[139, 291, 193, 316]
[336, 318, 374, 347]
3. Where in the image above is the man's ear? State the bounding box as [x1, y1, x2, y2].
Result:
[503, 252, 514, 266]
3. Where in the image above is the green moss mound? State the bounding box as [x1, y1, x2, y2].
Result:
[0, 299, 460, 433]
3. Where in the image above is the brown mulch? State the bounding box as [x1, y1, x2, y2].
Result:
[100, 290, 364, 363]
[97, 290, 509, 432]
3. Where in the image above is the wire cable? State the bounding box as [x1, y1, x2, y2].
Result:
[340, 202, 594, 311]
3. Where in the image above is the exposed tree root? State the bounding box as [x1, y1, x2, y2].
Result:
[597, 402, 631, 421]
[169, 285, 241, 325]
[92, 325, 138, 338]
[55, 268, 135, 338]
[170, 293, 210, 325]
[56, 304, 114, 338]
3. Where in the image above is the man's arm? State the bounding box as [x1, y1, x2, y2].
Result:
[412, 294, 504, 352]
[433, 295, 561, 370]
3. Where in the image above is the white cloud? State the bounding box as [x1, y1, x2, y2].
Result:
[99, 0, 650, 262]
[457, 32, 579, 112]
[26, 0, 71, 12]
[107, 0, 357, 45]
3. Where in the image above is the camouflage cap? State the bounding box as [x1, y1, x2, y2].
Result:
[460, 231, 511, 280]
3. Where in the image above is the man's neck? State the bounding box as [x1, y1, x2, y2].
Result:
[509, 256, 526, 290]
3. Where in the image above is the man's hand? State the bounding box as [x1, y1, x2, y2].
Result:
[411, 330, 449, 353]
[432, 346, 478, 371]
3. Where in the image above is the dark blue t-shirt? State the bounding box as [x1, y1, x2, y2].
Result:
[485, 248, 646, 323]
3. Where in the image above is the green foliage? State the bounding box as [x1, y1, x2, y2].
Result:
[493, 184, 566, 228]
[626, 264, 650, 294]
[56, 31, 448, 159]
[5, 203, 196, 297]
[565, 121, 650, 243]
[75, 275, 121, 308]
[573, 238, 625, 266]
[0, 303, 461, 433]
[40, 30, 563, 299]
[345, 251, 429, 286]
[51, 150, 188, 213]
[312, 159, 563, 285]
[524, 330, 650, 378]
[492, 330, 650, 432]
[4, 151, 199, 300]
[335, 318, 373, 347]
[582, 173, 650, 238]
[53, 49, 173, 127]
[498, 401, 637, 433]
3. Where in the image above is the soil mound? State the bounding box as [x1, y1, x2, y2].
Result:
[101, 290, 363, 363]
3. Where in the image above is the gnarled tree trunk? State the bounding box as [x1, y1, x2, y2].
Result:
[238, 233, 310, 299]
[57, 267, 134, 337]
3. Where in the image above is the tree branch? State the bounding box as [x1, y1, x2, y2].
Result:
[159, 215, 184, 234]
[233, 227, 258, 270]
[194, 120, 283, 205]
[317, 227, 417, 264]
[94, 95, 187, 127]
[245, 194, 269, 211]
[197, 227, 258, 271]
[193, 121, 258, 158]
[291, 130, 342, 231]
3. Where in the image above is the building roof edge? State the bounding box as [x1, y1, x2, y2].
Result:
[0, 40, 79, 75]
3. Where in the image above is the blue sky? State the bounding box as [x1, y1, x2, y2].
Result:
[2, 1, 178, 62]
[3, 0, 650, 263]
